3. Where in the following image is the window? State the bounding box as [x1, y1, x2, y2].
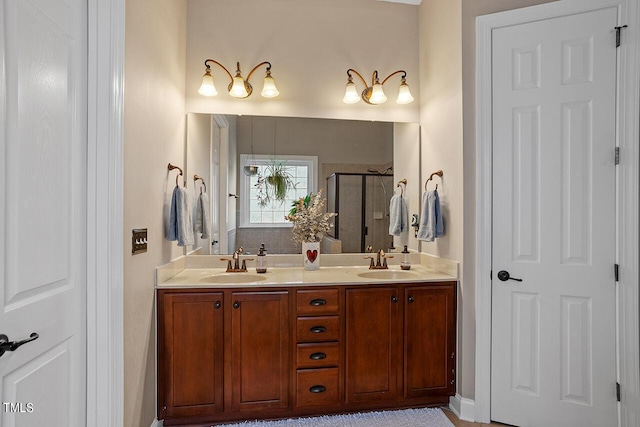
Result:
[240, 154, 317, 228]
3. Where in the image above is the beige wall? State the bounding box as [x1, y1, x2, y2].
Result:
[418, 0, 557, 401]
[418, 0, 467, 398]
[123, 0, 187, 426]
[185, 0, 420, 123]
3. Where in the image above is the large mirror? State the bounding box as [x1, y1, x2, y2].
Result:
[185, 113, 420, 255]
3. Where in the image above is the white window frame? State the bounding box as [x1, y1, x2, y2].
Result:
[239, 154, 318, 228]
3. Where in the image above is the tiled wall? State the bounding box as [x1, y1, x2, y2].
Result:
[235, 227, 300, 255]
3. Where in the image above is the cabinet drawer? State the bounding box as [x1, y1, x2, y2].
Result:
[297, 289, 339, 315]
[297, 316, 340, 342]
[296, 368, 339, 407]
[296, 342, 340, 369]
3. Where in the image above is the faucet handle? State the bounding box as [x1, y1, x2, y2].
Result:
[366, 245, 374, 253]
[240, 258, 254, 271]
[364, 256, 376, 269]
[220, 258, 233, 272]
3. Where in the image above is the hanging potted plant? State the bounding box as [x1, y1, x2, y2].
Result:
[255, 159, 297, 207]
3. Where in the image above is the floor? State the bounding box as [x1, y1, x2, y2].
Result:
[442, 407, 508, 427]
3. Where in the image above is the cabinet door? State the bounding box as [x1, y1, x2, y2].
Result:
[345, 287, 401, 403]
[231, 291, 290, 412]
[159, 292, 224, 418]
[404, 283, 456, 397]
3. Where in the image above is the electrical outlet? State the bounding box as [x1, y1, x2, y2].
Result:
[132, 228, 148, 254]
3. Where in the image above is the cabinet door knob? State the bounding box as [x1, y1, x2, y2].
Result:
[233, 301, 240, 309]
[310, 326, 327, 333]
[408, 296, 415, 303]
[309, 352, 327, 360]
[215, 301, 221, 309]
[309, 385, 326, 393]
[391, 296, 398, 303]
[309, 299, 326, 306]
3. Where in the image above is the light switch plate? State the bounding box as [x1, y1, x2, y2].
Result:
[132, 228, 148, 255]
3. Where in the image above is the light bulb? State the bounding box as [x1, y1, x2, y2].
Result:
[261, 74, 279, 98]
[229, 73, 249, 98]
[343, 81, 360, 104]
[369, 83, 387, 104]
[198, 70, 217, 96]
[396, 80, 414, 104]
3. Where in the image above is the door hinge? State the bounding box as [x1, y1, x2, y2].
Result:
[616, 25, 628, 48]
[615, 147, 620, 165]
[616, 382, 621, 402]
[615, 264, 619, 282]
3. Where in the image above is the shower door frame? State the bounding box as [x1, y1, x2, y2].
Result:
[327, 172, 393, 253]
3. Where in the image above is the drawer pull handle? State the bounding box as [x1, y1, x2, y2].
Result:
[310, 299, 327, 306]
[309, 352, 327, 360]
[310, 326, 327, 333]
[309, 385, 326, 394]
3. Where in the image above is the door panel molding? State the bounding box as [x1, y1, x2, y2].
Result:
[86, 0, 125, 426]
[476, 0, 640, 424]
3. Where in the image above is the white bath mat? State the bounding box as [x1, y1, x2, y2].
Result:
[218, 407, 455, 427]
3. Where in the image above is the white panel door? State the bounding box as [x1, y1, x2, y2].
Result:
[491, 7, 618, 427]
[0, 0, 87, 426]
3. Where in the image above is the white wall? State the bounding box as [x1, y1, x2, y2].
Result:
[185, 0, 420, 123]
[123, 0, 187, 426]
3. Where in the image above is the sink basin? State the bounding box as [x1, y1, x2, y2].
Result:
[200, 274, 267, 284]
[356, 270, 419, 280]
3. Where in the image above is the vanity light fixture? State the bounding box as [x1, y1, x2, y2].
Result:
[343, 69, 414, 105]
[198, 59, 279, 99]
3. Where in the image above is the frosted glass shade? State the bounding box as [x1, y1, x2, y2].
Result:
[396, 81, 414, 104]
[198, 72, 217, 96]
[261, 75, 280, 98]
[343, 82, 360, 104]
[229, 76, 249, 98]
[369, 83, 387, 104]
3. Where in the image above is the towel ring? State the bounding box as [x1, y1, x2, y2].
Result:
[168, 163, 183, 187]
[194, 174, 207, 194]
[425, 170, 443, 191]
[396, 179, 407, 196]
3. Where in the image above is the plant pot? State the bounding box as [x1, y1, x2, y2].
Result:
[302, 241, 320, 271]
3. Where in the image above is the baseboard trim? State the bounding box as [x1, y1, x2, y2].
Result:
[449, 393, 475, 422]
[150, 418, 162, 427]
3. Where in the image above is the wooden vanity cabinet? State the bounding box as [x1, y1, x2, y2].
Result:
[294, 288, 342, 409]
[404, 284, 457, 398]
[345, 282, 457, 406]
[158, 288, 290, 426]
[157, 291, 224, 420]
[345, 287, 402, 404]
[230, 291, 290, 412]
[157, 281, 455, 425]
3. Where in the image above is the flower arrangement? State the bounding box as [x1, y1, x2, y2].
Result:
[286, 189, 337, 244]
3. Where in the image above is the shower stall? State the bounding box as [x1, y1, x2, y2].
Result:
[326, 172, 394, 253]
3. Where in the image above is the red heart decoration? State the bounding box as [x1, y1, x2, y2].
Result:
[306, 249, 318, 263]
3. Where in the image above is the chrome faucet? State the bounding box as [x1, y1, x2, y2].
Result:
[221, 247, 253, 272]
[364, 248, 393, 269]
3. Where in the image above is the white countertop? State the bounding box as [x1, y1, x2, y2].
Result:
[156, 263, 456, 289]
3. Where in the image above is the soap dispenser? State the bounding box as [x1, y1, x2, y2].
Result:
[256, 243, 267, 273]
[401, 245, 411, 270]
